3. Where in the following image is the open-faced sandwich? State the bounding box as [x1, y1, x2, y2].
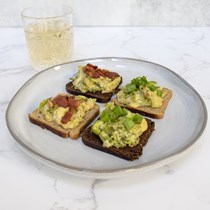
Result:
[113, 76, 172, 119]
[66, 63, 122, 103]
[29, 93, 99, 139]
[82, 102, 155, 161]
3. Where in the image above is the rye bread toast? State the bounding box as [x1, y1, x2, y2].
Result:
[82, 119, 155, 161]
[29, 104, 100, 139]
[113, 88, 172, 119]
[66, 79, 122, 103]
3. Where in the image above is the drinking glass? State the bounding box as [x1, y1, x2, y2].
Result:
[21, 5, 73, 71]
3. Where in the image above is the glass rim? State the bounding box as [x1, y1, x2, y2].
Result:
[21, 5, 73, 20]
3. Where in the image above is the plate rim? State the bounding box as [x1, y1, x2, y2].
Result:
[5, 57, 208, 178]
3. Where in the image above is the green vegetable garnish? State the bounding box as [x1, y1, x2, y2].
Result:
[125, 83, 137, 93]
[99, 103, 144, 131]
[91, 120, 103, 135]
[132, 113, 143, 123]
[100, 105, 128, 122]
[123, 76, 163, 101]
[131, 76, 148, 88]
[48, 107, 56, 114]
[100, 110, 110, 122]
[113, 105, 128, 118]
[149, 84, 157, 91]
[38, 98, 50, 112]
[124, 118, 135, 130]
[157, 89, 163, 97]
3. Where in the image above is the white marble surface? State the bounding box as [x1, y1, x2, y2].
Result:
[0, 0, 210, 26]
[0, 26, 210, 210]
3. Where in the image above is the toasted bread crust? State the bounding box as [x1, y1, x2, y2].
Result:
[113, 88, 172, 119]
[29, 104, 100, 139]
[82, 119, 155, 161]
[66, 77, 122, 103]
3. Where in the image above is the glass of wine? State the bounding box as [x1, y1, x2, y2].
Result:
[21, 5, 73, 71]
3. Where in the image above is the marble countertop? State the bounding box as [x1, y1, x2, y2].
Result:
[0, 27, 210, 210]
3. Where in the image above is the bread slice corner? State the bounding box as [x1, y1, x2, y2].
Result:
[29, 104, 100, 139]
[113, 88, 172, 119]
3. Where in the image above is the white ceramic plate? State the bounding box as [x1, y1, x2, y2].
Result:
[6, 57, 207, 179]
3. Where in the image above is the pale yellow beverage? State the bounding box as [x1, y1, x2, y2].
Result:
[21, 5, 73, 71]
[25, 20, 73, 70]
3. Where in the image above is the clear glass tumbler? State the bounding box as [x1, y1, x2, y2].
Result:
[21, 5, 73, 71]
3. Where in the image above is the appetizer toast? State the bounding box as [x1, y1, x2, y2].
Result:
[29, 93, 99, 139]
[82, 103, 155, 161]
[82, 119, 155, 161]
[66, 63, 122, 103]
[113, 76, 172, 119]
[66, 82, 119, 103]
[113, 88, 172, 119]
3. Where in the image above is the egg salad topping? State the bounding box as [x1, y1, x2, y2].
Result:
[91, 102, 148, 148]
[38, 94, 96, 129]
[72, 64, 121, 93]
[117, 76, 165, 108]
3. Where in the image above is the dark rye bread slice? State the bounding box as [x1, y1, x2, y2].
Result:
[29, 104, 100, 139]
[82, 119, 155, 161]
[66, 78, 122, 103]
[113, 88, 172, 119]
